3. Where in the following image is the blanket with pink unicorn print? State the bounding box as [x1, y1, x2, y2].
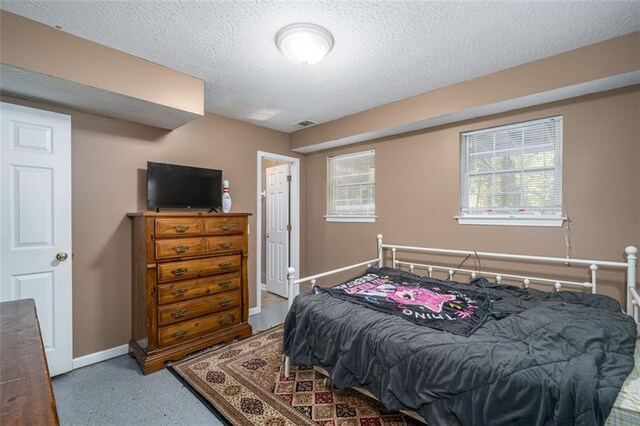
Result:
[321, 268, 487, 336]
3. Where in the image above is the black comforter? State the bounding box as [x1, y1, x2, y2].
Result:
[283, 267, 637, 426]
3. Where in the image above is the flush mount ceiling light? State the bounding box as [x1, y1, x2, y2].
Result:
[275, 23, 334, 65]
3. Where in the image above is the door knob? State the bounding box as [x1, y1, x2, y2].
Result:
[56, 252, 69, 261]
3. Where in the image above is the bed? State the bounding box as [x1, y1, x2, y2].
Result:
[283, 235, 639, 426]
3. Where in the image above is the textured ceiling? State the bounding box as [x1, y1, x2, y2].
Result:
[1, 1, 639, 133]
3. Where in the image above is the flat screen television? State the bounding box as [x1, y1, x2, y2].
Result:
[147, 161, 223, 210]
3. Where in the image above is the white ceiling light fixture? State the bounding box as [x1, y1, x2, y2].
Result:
[275, 23, 334, 65]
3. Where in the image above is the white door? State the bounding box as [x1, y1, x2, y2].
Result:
[266, 163, 290, 298]
[0, 102, 73, 376]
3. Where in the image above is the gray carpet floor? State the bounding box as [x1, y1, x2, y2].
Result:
[52, 299, 289, 425]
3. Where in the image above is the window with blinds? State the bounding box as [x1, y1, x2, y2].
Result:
[327, 150, 375, 219]
[460, 116, 563, 222]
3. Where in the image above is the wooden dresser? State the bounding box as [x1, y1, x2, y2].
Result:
[128, 212, 253, 374]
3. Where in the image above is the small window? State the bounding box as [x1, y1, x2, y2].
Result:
[326, 150, 375, 222]
[457, 116, 564, 227]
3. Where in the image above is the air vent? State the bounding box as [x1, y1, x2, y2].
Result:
[292, 119, 316, 129]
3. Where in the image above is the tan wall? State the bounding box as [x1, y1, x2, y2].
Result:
[1, 96, 300, 358]
[291, 32, 640, 150]
[0, 11, 204, 115]
[303, 87, 640, 304]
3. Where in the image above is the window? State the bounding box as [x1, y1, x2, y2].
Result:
[457, 116, 564, 227]
[326, 150, 375, 222]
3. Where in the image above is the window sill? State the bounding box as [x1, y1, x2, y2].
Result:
[455, 215, 566, 227]
[325, 215, 377, 223]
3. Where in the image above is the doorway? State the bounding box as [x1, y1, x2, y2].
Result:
[253, 151, 300, 316]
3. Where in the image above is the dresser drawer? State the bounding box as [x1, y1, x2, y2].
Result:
[155, 237, 206, 260]
[157, 273, 240, 305]
[156, 218, 203, 238]
[157, 255, 241, 283]
[204, 217, 245, 235]
[158, 290, 241, 326]
[205, 235, 244, 255]
[158, 308, 240, 347]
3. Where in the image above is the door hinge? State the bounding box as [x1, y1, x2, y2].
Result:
[287, 175, 292, 182]
[287, 224, 292, 232]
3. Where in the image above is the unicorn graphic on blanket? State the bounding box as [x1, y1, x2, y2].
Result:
[344, 279, 456, 313]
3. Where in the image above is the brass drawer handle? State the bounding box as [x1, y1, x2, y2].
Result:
[220, 224, 232, 231]
[173, 245, 190, 253]
[173, 225, 189, 233]
[218, 262, 232, 269]
[172, 329, 188, 339]
[218, 280, 231, 288]
[171, 267, 188, 276]
[218, 315, 233, 325]
[219, 242, 233, 249]
[170, 288, 188, 297]
[218, 299, 231, 307]
[171, 308, 188, 318]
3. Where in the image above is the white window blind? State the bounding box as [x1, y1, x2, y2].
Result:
[327, 150, 375, 217]
[460, 116, 563, 219]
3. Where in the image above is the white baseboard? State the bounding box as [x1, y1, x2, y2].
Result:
[249, 307, 261, 316]
[72, 343, 129, 370]
[261, 283, 267, 291]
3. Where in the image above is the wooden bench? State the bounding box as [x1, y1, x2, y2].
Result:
[0, 299, 59, 425]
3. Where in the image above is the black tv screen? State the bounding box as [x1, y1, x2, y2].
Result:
[147, 162, 222, 210]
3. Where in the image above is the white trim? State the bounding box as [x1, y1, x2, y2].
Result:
[328, 149, 375, 161]
[292, 71, 640, 154]
[455, 215, 566, 227]
[72, 344, 129, 370]
[462, 115, 562, 136]
[325, 215, 377, 223]
[261, 283, 267, 291]
[255, 151, 301, 315]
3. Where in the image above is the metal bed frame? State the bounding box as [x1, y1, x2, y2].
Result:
[283, 234, 639, 421]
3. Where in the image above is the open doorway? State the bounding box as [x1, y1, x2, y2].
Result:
[253, 151, 300, 316]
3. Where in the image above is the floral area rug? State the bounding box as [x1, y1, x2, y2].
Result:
[170, 324, 422, 425]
